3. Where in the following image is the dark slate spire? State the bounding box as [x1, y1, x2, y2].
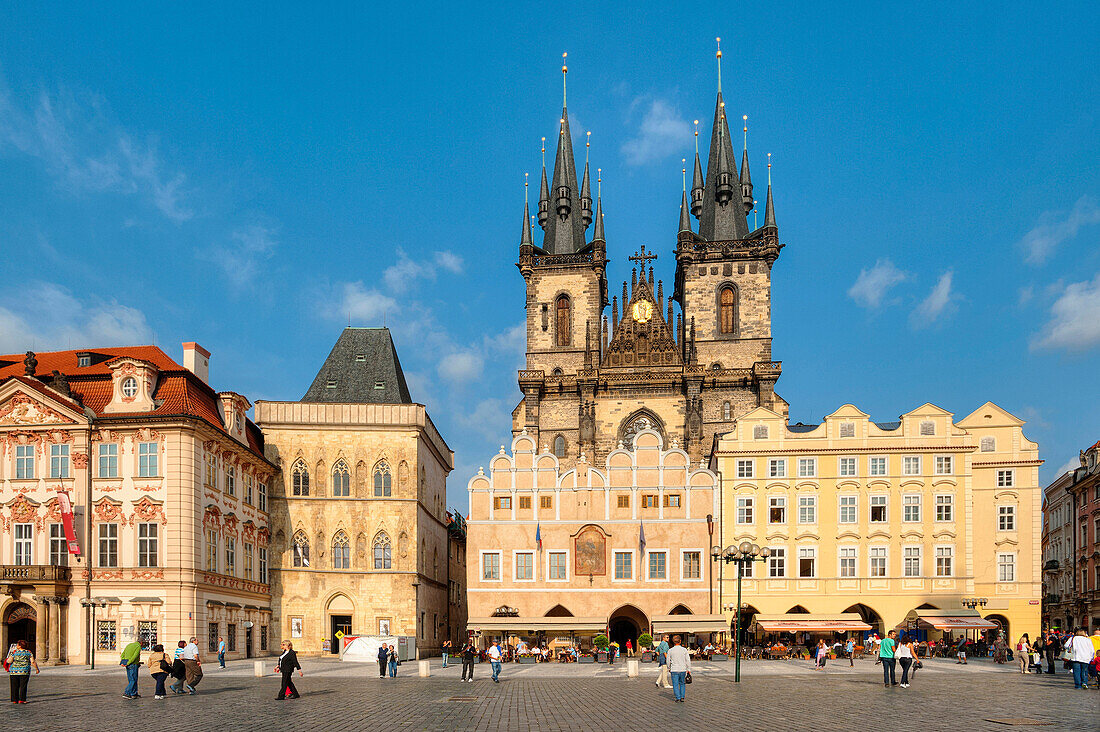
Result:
[764, 153, 776, 229]
[591, 191, 605, 242]
[698, 41, 750, 242]
[580, 132, 593, 229]
[537, 141, 550, 229]
[690, 153, 704, 218]
[679, 189, 693, 234]
[740, 115, 754, 215]
[543, 107, 587, 254]
[521, 197, 533, 247]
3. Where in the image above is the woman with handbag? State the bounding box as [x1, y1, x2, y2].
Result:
[1016, 634, 1031, 674]
[275, 640, 303, 699]
[147, 644, 172, 699]
[897, 634, 917, 688]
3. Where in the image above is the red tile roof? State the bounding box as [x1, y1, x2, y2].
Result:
[0, 346, 266, 460]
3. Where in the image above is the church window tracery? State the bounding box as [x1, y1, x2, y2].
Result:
[332, 530, 350, 569]
[292, 530, 310, 567]
[556, 295, 571, 346]
[292, 461, 309, 496]
[331, 460, 350, 497]
[373, 531, 392, 569]
[553, 435, 566, 458]
[373, 461, 392, 497]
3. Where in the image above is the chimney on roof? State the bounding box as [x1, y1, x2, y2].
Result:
[182, 342, 210, 384]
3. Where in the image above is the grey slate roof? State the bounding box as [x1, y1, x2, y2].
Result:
[301, 328, 413, 404]
[787, 422, 819, 433]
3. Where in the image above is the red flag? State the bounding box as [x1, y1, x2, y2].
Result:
[56, 489, 81, 556]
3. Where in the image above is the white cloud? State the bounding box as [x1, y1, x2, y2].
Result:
[438, 350, 484, 382]
[1054, 456, 1081, 478]
[0, 282, 152, 352]
[910, 270, 957, 328]
[847, 259, 908, 308]
[457, 398, 513, 442]
[621, 98, 691, 166]
[382, 249, 465, 290]
[435, 250, 464, 274]
[0, 76, 191, 221]
[204, 224, 277, 287]
[1020, 196, 1100, 263]
[1031, 272, 1100, 352]
[1017, 286, 1034, 306]
[338, 282, 398, 324]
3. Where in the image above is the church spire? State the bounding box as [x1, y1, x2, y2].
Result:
[764, 152, 776, 229]
[580, 131, 593, 229]
[690, 119, 704, 218]
[521, 173, 533, 247]
[697, 40, 750, 242]
[740, 115, 754, 215]
[591, 169, 605, 243]
[679, 160, 692, 234]
[542, 53, 587, 254]
[537, 138, 549, 229]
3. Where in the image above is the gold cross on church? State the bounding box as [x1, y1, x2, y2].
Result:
[628, 244, 657, 267]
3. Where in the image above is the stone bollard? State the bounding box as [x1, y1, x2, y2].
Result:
[626, 658, 640, 677]
[418, 659, 431, 678]
[254, 660, 266, 677]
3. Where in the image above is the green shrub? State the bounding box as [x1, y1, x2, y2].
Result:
[638, 633, 653, 649]
[593, 634, 609, 650]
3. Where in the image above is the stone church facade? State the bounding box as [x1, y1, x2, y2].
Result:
[513, 61, 786, 469]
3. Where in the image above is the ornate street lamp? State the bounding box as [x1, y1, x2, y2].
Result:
[80, 598, 108, 669]
[959, 597, 989, 642]
[711, 542, 769, 682]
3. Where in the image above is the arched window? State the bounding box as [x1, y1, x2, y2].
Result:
[722, 401, 731, 420]
[556, 295, 571, 346]
[551, 367, 563, 376]
[292, 530, 310, 567]
[292, 461, 310, 496]
[331, 460, 350, 497]
[719, 286, 737, 335]
[553, 435, 566, 458]
[373, 532, 392, 569]
[330, 530, 350, 569]
[373, 461, 392, 497]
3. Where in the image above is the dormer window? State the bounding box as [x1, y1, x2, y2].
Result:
[355, 354, 366, 362]
[121, 377, 139, 398]
[374, 381, 385, 390]
[326, 380, 337, 389]
[77, 353, 91, 367]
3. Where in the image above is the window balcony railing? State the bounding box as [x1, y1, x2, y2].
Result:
[0, 565, 73, 582]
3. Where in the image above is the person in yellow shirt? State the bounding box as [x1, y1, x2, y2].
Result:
[1091, 628, 1100, 653]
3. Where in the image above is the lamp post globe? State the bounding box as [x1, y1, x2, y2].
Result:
[738, 541, 753, 555]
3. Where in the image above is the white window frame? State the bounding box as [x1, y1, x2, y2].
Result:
[15, 445, 35, 479]
[839, 495, 857, 524]
[838, 457, 857, 477]
[870, 494, 887, 523]
[646, 549, 669, 582]
[137, 522, 158, 568]
[680, 548, 704, 582]
[258, 482, 267, 512]
[480, 551, 502, 582]
[14, 523, 33, 565]
[998, 505, 1016, 532]
[612, 549, 635, 582]
[49, 523, 67, 566]
[768, 496, 786, 524]
[225, 465, 236, 496]
[99, 522, 119, 568]
[736, 459, 754, 479]
[997, 470, 1014, 488]
[547, 550, 569, 582]
[903, 546, 921, 577]
[934, 455, 953, 475]
[869, 546, 887, 578]
[838, 546, 857, 578]
[138, 442, 158, 478]
[768, 547, 786, 578]
[798, 495, 817, 524]
[935, 545, 954, 577]
[513, 550, 535, 582]
[225, 536, 236, 576]
[98, 443, 118, 478]
[736, 496, 754, 524]
[258, 546, 268, 584]
[902, 494, 921, 523]
[50, 444, 70, 479]
[768, 459, 786, 478]
[935, 494, 954, 522]
[797, 458, 817, 478]
[997, 552, 1016, 582]
[797, 547, 816, 578]
[869, 456, 887, 476]
[902, 455, 921, 476]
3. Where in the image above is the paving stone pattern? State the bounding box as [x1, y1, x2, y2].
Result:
[5, 658, 1095, 731]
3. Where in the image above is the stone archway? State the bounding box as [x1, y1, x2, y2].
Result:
[843, 603, 884, 636]
[607, 604, 649, 651]
[985, 613, 1009, 642]
[4, 602, 36, 652]
[545, 604, 573, 617]
[325, 593, 354, 655]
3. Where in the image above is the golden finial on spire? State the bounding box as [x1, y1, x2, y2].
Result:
[524, 172, 529, 204]
[694, 119, 700, 155]
[753, 199, 758, 228]
[743, 114, 748, 150]
[597, 167, 602, 198]
[716, 37, 723, 92]
[682, 158, 687, 192]
[562, 52, 568, 106]
[586, 130, 591, 163]
[541, 137, 546, 168]
[767, 152, 772, 185]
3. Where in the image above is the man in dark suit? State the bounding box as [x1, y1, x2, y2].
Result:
[275, 640, 303, 699]
[378, 643, 389, 678]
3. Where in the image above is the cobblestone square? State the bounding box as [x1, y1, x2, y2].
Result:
[5, 656, 1095, 731]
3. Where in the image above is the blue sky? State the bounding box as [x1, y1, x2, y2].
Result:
[1, 2, 1098, 512]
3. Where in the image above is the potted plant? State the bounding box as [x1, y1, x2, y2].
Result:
[578, 651, 596, 664]
[517, 653, 538, 664]
[594, 634, 609, 662]
[638, 633, 654, 662]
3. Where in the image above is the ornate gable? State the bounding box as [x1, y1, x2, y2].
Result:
[0, 391, 76, 426]
[602, 248, 682, 369]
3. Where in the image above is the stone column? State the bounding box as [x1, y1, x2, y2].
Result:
[54, 599, 67, 664]
[35, 597, 50, 663]
[48, 597, 61, 665]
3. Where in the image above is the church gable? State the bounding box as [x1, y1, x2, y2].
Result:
[602, 247, 681, 370]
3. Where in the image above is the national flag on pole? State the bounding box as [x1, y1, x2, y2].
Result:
[639, 520, 646, 554]
[535, 523, 542, 550]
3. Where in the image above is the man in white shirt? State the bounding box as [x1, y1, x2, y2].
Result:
[487, 641, 503, 683]
[666, 635, 692, 703]
[181, 637, 203, 693]
[1065, 628, 1094, 689]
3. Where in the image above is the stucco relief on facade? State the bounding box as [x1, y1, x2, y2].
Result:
[0, 394, 71, 426]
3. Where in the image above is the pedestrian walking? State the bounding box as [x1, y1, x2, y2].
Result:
[955, 635, 969, 664]
[217, 636, 227, 668]
[442, 640, 452, 668]
[147, 644, 173, 699]
[666, 635, 691, 703]
[388, 644, 399, 678]
[815, 640, 827, 670]
[460, 640, 476, 682]
[1065, 628, 1094, 689]
[377, 643, 389, 678]
[897, 634, 916, 688]
[275, 640, 303, 699]
[169, 641, 188, 694]
[1044, 631, 1057, 674]
[845, 638, 855, 667]
[180, 636, 203, 694]
[655, 634, 672, 689]
[1016, 634, 1031, 674]
[879, 630, 898, 687]
[487, 641, 503, 683]
[5, 640, 38, 704]
[120, 638, 143, 699]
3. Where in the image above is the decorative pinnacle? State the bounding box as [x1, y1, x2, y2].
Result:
[541, 137, 546, 166]
[562, 52, 568, 106]
[716, 37, 722, 92]
[597, 168, 602, 197]
[586, 130, 591, 162]
[767, 152, 772, 185]
[694, 119, 699, 155]
[682, 159, 687, 192]
[524, 172, 529, 202]
[743, 115, 748, 150]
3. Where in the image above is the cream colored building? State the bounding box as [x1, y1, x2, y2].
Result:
[712, 402, 1042, 641]
[255, 328, 460, 657]
[0, 344, 275, 664]
[466, 429, 725, 649]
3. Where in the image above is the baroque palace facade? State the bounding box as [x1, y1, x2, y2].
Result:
[0, 344, 275, 664]
[255, 327, 465, 657]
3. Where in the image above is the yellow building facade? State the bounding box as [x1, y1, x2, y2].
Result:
[712, 402, 1042, 641]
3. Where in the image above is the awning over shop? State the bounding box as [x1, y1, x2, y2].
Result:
[752, 613, 872, 632]
[895, 609, 998, 631]
[467, 617, 607, 633]
[651, 615, 728, 634]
